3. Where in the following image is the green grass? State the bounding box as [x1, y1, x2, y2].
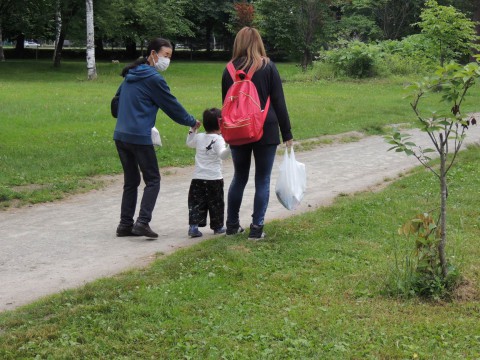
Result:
[1, 60, 479, 206]
[1, 146, 479, 359]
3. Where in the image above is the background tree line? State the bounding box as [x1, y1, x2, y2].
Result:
[0, 0, 479, 69]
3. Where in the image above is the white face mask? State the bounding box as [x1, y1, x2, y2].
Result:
[154, 55, 170, 72]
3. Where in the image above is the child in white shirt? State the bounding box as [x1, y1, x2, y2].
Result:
[186, 108, 231, 237]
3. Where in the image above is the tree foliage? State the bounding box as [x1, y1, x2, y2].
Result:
[417, 0, 480, 66]
[256, 0, 335, 69]
[339, 0, 424, 41]
[0, 0, 479, 68]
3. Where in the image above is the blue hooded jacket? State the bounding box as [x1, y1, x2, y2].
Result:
[114, 64, 196, 145]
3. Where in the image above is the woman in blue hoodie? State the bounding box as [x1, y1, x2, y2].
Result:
[114, 38, 199, 239]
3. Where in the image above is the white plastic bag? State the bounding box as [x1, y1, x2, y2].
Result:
[151, 126, 162, 147]
[275, 146, 306, 210]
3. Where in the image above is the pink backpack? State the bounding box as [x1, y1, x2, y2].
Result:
[220, 62, 270, 145]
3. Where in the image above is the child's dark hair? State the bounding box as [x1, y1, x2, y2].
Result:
[121, 38, 172, 77]
[202, 108, 221, 132]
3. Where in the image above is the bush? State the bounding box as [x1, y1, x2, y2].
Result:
[322, 41, 381, 78]
[376, 36, 436, 76]
[377, 53, 433, 76]
[314, 36, 438, 79]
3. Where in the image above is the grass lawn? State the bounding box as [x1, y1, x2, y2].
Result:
[0, 145, 479, 359]
[1, 60, 479, 206]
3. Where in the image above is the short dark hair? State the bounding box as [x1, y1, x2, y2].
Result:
[202, 108, 221, 132]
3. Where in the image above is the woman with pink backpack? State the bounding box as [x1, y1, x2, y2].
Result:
[221, 27, 293, 240]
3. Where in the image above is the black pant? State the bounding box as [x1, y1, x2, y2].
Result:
[115, 140, 160, 226]
[188, 179, 224, 230]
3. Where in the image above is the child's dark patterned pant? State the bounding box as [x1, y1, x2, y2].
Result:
[188, 179, 224, 230]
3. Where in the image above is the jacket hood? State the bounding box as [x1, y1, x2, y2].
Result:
[125, 64, 158, 83]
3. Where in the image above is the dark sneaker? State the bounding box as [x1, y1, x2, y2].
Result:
[213, 226, 226, 235]
[226, 223, 245, 236]
[116, 224, 139, 237]
[248, 224, 265, 240]
[188, 225, 203, 238]
[132, 221, 158, 238]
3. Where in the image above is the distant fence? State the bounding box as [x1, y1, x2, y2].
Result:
[2, 48, 231, 61]
[2, 48, 291, 62]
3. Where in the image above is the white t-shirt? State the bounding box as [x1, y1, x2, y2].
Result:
[186, 131, 231, 180]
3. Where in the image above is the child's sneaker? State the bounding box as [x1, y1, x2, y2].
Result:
[226, 223, 245, 236]
[248, 224, 265, 240]
[188, 225, 203, 238]
[213, 226, 226, 235]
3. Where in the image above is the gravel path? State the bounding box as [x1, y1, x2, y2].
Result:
[1, 122, 480, 311]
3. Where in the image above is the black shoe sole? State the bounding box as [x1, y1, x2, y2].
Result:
[117, 231, 142, 237]
[226, 226, 245, 236]
[132, 228, 158, 238]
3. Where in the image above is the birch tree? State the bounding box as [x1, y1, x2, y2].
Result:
[53, 0, 61, 61]
[85, 0, 96, 80]
[53, 0, 82, 68]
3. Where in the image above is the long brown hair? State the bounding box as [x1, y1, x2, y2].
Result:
[231, 27, 269, 73]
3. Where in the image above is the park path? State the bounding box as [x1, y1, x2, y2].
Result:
[1, 121, 480, 312]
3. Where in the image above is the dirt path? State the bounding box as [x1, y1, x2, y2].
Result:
[1, 123, 480, 311]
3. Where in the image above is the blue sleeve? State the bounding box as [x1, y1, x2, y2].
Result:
[150, 75, 196, 127]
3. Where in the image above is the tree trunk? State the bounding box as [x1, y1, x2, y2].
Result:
[125, 39, 137, 59]
[439, 40, 444, 67]
[301, 48, 312, 71]
[0, 21, 5, 61]
[15, 33, 25, 58]
[53, 0, 61, 61]
[86, 0, 97, 80]
[94, 37, 104, 55]
[473, 3, 480, 57]
[438, 134, 448, 278]
[54, 24, 67, 68]
[205, 23, 212, 55]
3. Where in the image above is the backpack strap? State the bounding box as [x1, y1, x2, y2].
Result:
[246, 66, 256, 79]
[226, 62, 236, 81]
[263, 97, 271, 119]
[227, 61, 271, 116]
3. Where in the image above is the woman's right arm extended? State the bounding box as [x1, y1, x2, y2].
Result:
[151, 75, 197, 128]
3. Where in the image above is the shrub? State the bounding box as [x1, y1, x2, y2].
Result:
[376, 36, 437, 76]
[322, 41, 381, 78]
[314, 29, 467, 80]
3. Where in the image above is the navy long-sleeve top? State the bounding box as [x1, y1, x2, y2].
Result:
[114, 64, 196, 145]
[221, 59, 293, 145]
